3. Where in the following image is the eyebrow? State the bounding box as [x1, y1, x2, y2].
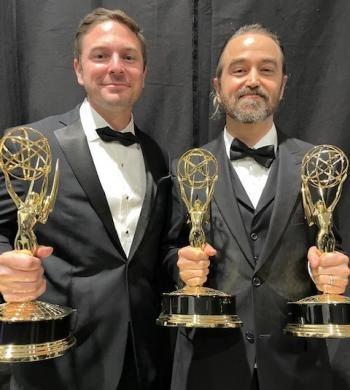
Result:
[228, 58, 279, 67]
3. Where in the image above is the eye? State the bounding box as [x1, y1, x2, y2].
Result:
[260, 67, 275, 74]
[123, 53, 137, 63]
[231, 68, 246, 76]
[91, 51, 109, 61]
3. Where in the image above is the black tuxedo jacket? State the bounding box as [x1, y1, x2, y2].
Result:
[163, 131, 339, 390]
[0, 107, 171, 390]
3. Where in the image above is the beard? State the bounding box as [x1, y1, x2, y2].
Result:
[219, 86, 280, 123]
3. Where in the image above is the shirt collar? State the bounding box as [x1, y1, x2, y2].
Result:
[223, 124, 278, 159]
[80, 98, 135, 142]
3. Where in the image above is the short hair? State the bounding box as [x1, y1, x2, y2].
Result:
[74, 8, 147, 69]
[215, 23, 286, 79]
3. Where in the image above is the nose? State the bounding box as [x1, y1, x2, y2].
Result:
[245, 68, 260, 88]
[109, 53, 124, 74]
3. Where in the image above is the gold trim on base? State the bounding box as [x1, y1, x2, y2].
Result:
[284, 323, 350, 338]
[295, 294, 350, 304]
[157, 314, 242, 328]
[0, 335, 76, 362]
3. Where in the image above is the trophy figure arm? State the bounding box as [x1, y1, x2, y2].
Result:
[301, 181, 314, 226]
[38, 159, 59, 224]
[3, 173, 22, 210]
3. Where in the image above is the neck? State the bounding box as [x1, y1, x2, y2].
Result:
[89, 101, 132, 131]
[226, 115, 274, 147]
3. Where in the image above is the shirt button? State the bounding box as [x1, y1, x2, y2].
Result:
[252, 276, 262, 287]
[125, 230, 129, 235]
[245, 331, 255, 344]
[250, 232, 258, 240]
[121, 163, 124, 168]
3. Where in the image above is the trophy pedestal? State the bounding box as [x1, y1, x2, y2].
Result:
[0, 301, 76, 362]
[284, 294, 350, 338]
[157, 286, 242, 328]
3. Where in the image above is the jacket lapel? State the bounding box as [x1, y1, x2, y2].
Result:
[54, 118, 126, 258]
[257, 133, 305, 269]
[208, 136, 253, 265]
[128, 128, 170, 259]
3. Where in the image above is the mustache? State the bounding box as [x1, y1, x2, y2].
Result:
[237, 87, 269, 99]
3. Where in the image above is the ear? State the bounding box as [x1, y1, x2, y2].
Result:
[279, 74, 288, 101]
[142, 66, 148, 88]
[212, 77, 221, 103]
[73, 58, 84, 87]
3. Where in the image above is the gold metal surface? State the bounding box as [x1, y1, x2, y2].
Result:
[0, 301, 74, 322]
[301, 144, 348, 253]
[285, 145, 350, 338]
[284, 324, 350, 338]
[0, 127, 59, 253]
[177, 148, 218, 250]
[296, 294, 350, 304]
[0, 127, 75, 360]
[0, 335, 76, 362]
[168, 286, 230, 297]
[156, 314, 242, 328]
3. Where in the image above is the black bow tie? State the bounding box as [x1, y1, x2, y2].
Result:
[96, 126, 139, 146]
[230, 138, 275, 168]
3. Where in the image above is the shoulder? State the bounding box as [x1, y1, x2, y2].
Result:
[22, 106, 81, 135]
[135, 126, 169, 171]
[277, 129, 314, 155]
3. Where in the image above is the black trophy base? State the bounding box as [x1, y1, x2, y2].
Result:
[157, 286, 242, 328]
[0, 301, 76, 362]
[284, 294, 350, 338]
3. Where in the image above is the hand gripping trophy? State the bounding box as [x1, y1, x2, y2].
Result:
[0, 127, 75, 362]
[285, 144, 350, 338]
[157, 148, 242, 328]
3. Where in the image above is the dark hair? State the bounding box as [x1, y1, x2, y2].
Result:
[215, 23, 286, 79]
[74, 8, 147, 68]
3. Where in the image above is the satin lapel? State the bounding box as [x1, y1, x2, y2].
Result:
[54, 119, 126, 257]
[127, 129, 167, 259]
[257, 135, 304, 269]
[208, 136, 253, 266]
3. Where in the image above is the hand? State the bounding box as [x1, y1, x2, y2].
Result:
[0, 246, 53, 302]
[177, 243, 216, 287]
[308, 246, 350, 294]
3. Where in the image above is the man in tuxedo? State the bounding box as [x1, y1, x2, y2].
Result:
[163, 24, 350, 390]
[0, 8, 171, 390]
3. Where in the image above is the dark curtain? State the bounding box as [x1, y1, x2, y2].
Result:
[1, 0, 350, 387]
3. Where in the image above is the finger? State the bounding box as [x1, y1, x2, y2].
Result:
[34, 246, 53, 259]
[179, 268, 209, 281]
[307, 246, 321, 270]
[178, 246, 209, 262]
[318, 252, 349, 267]
[2, 279, 46, 303]
[177, 258, 210, 271]
[185, 276, 208, 287]
[0, 267, 44, 284]
[203, 243, 217, 257]
[0, 251, 42, 271]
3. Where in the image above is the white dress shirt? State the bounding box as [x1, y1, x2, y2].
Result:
[80, 99, 146, 257]
[224, 125, 278, 208]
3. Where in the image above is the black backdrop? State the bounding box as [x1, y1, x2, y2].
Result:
[1, 0, 350, 386]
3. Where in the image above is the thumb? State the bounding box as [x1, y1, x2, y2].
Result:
[308, 246, 321, 270]
[34, 245, 53, 259]
[203, 243, 217, 257]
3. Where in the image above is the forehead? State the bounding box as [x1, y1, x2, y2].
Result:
[221, 33, 283, 67]
[80, 20, 141, 51]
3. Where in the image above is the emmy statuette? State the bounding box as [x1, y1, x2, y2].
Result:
[0, 127, 76, 362]
[285, 145, 350, 338]
[157, 148, 242, 328]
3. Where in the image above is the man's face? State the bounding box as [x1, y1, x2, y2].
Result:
[74, 20, 146, 114]
[213, 33, 287, 123]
